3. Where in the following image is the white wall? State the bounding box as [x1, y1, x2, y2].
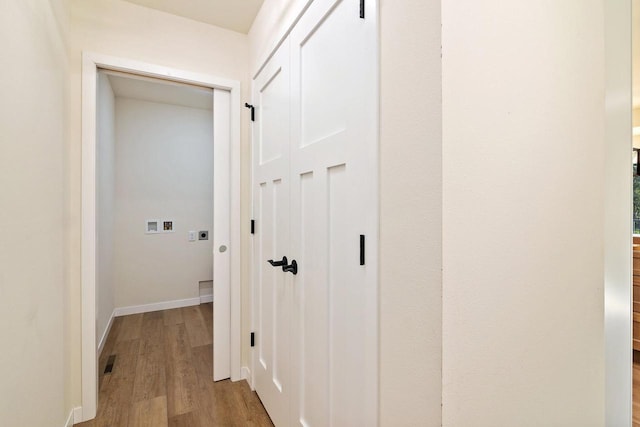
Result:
[379, 0, 443, 425]
[442, 1, 606, 425]
[96, 71, 116, 345]
[69, 0, 251, 405]
[113, 96, 213, 307]
[0, 0, 72, 425]
[249, 1, 444, 425]
[248, 0, 308, 74]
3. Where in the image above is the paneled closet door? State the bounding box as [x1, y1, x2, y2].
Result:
[252, 0, 378, 425]
[288, 0, 378, 426]
[252, 39, 292, 427]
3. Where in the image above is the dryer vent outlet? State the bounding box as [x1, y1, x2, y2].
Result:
[199, 231, 209, 240]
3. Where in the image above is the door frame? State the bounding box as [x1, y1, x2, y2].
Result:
[80, 52, 242, 421]
[604, 1, 633, 425]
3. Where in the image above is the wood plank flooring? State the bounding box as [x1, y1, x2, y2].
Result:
[76, 303, 273, 427]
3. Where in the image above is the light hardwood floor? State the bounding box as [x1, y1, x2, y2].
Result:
[76, 303, 273, 427]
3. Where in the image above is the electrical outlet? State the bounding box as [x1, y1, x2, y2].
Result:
[188, 231, 197, 242]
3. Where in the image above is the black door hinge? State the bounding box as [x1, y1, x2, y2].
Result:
[251, 219, 255, 234]
[245, 103, 255, 121]
[250, 332, 255, 347]
[359, 0, 365, 18]
[359, 235, 365, 265]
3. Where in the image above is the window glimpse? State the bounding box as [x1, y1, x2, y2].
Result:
[634, 149, 640, 234]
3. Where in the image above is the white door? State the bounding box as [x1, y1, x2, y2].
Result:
[213, 88, 232, 381]
[288, 0, 377, 425]
[253, 0, 378, 425]
[252, 39, 293, 427]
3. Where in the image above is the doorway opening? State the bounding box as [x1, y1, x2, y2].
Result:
[80, 53, 241, 422]
[94, 68, 215, 347]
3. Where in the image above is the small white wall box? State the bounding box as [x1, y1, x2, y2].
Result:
[146, 219, 160, 234]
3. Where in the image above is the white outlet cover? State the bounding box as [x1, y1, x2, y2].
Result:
[145, 219, 160, 234]
[188, 231, 197, 241]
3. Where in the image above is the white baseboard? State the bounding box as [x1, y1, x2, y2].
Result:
[64, 406, 82, 425]
[64, 408, 74, 427]
[200, 294, 213, 303]
[98, 309, 116, 356]
[199, 280, 213, 304]
[241, 366, 252, 388]
[114, 297, 201, 317]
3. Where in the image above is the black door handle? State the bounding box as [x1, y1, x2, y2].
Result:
[267, 256, 288, 267]
[283, 260, 298, 275]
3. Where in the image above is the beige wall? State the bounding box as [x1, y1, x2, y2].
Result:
[633, 108, 640, 127]
[633, 108, 640, 149]
[249, 1, 444, 425]
[68, 0, 251, 406]
[442, 1, 605, 425]
[633, 0, 640, 104]
[113, 97, 214, 308]
[379, 0, 443, 425]
[0, 0, 72, 425]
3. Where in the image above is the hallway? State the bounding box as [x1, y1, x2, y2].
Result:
[76, 304, 273, 426]
[3, 0, 631, 425]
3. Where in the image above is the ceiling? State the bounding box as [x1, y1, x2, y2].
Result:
[105, 72, 213, 110]
[122, 0, 264, 34]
